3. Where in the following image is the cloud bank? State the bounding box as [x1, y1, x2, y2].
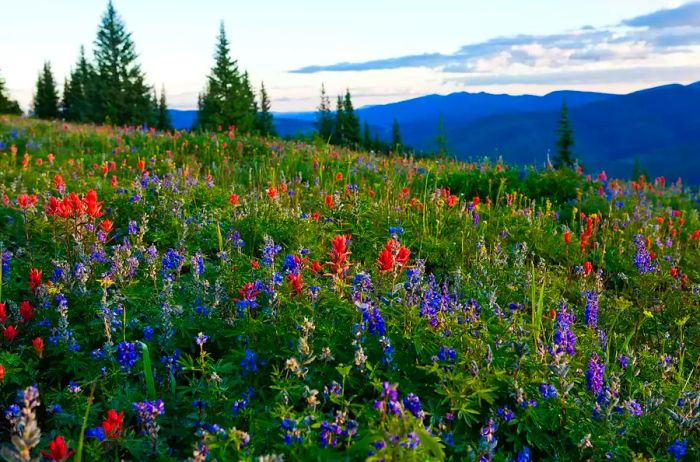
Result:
[290, 2, 700, 87]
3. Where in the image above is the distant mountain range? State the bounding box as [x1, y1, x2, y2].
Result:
[169, 82, 700, 182]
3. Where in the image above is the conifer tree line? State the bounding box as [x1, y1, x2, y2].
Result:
[6, 1, 274, 135]
[315, 84, 403, 153]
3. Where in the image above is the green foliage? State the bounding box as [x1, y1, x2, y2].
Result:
[316, 84, 334, 143]
[197, 22, 259, 133]
[32, 61, 60, 119]
[0, 70, 22, 115]
[554, 100, 575, 169]
[391, 118, 402, 152]
[256, 82, 274, 137]
[0, 116, 697, 461]
[61, 46, 93, 123]
[91, 0, 155, 126]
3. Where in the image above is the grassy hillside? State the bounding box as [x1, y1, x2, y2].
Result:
[0, 116, 697, 461]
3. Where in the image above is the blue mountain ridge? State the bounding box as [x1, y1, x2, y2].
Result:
[168, 82, 700, 180]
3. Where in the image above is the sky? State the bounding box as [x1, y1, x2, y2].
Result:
[2, 0, 700, 112]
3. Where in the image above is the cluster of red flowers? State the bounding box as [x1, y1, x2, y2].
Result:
[376, 239, 411, 273]
[16, 194, 39, 210]
[41, 436, 73, 462]
[579, 214, 598, 253]
[326, 234, 351, 281]
[46, 189, 104, 220]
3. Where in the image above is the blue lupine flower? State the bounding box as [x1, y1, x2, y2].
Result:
[142, 326, 154, 341]
[86, 427, 106, 442]
[540, 383, 558, 400]
[668, 439, 687, 460]
[240, 348, 258, 376]
[116, 341, 140, 371]
[1, 251, 10, 277]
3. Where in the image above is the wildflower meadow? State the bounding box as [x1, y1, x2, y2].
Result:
[0, 115, 697, 460]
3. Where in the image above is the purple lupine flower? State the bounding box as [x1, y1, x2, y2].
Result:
[633, 234, 655, 274]
[625, 399, 643, 416]
[195, 332, 208, 346]
[402, 393, 422, 418]
[617, 355, 628, 369]
[587, 353, 605, 395]
[553, 302, 577, 356]
[583, 290, 599, 329]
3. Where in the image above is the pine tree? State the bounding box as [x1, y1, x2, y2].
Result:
[333, 95, 345, 145]
[435, 114, 448, 158]
[0, 70, 21, 115]
[256, 82, 274, 136]
[391, 118, 402, 152]
[62, 46, 93, 122]
[554, 101, 574, 169]
[0, 71, 21, 115]
[198, 22, 257, 133]
[342, 89, 360, 147]
[373, 130, 382, 153]
[32, 62, 60, 119]
[362, 121, 371, 150]
[316, 84, 334, 142]
[92, 0, 153, 126]
[156, 85, 171, 130]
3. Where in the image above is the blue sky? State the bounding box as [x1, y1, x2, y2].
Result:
[1, 0, 699, 111]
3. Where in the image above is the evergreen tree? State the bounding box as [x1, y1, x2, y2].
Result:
[342, 89, 360, 147]
[316, 84, 334, 142]
[554, 101, 574, 169]
[373, 130, 381, 153]
[333, 95, 345, 145]
[362, 121, 371, 150]
[391, 118, 402, 152]
[256, 82, 274, 136]
[92, 0, 153, 126]
[198, 22, 257, 133]
[156, 85, 171, 130]
[0, 70, 21, 115]
[32, 62, 60, 119]
[62, 46, 93, 122]
[435, 114, 448, 158]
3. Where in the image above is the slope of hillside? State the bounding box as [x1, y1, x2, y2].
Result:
[447, 84, 700, 181]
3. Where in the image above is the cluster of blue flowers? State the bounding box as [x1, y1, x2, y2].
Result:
[116, 341, 141, 371]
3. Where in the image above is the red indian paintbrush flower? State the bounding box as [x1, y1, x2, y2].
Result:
[33, 337, 44, 357]
[0, 303, 7, 324]
[229, 193, 239, 206]
[17, 194, 38, 209]
[583, 261, 593, 276]
[102, 409, 124, 439]
[377, 239, 411, 273]
[19, 301, 33, 322]
[83, 189, 104, 218]
[3, 325, 17, 342]
[564, 230, 571, 244]
[29, 268, 42, 291]
[0, 364, 4, 382]
[288, 273, 303, 295]
[326, 235, 351, 279]
[41, 436, 74, 462]
[100, 219, 113, 234]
